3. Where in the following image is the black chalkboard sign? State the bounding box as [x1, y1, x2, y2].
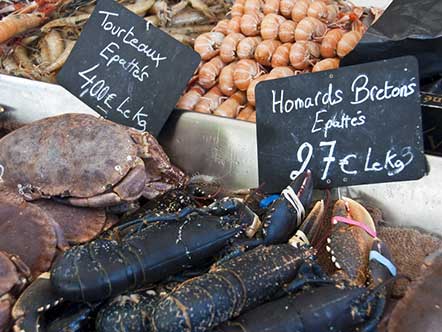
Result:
[256, 56, 426, 192]
[57, 0, 200, 136]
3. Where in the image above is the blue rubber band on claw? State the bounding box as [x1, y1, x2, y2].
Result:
[369, 250, 397, 277]
[260, 195, 280, 208]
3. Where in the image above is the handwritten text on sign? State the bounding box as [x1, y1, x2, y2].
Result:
[255, 56, 426, 191]
[58, 0, 200, 136]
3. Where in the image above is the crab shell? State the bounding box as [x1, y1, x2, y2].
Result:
[0, 113, 187, 208]
[327, 197, 376, 286]
[0, 191, 64, 278]
[387, 248, 442, 332]
[32, 200, 115, 244]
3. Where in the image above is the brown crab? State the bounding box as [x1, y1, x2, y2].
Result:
[0, 113, 187, 208]
[0, 251, 29, 332]
[0, 190, 66, 278]
[326, 197, 377, 286]
[387, 248, 442, 332]
[32, 200, 118, 244]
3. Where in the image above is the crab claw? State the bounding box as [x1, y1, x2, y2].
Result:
[328, 198, 377, 286]
[369, 239, 397, 288]
[262, 170, 313, 245]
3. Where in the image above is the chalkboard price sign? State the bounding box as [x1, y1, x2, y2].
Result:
[58, 0, 200, 136]
[256, 56, 426, 192]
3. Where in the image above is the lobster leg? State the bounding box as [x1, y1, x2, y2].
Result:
[360, 294, 387, 332]
[285, 262, 332, 293]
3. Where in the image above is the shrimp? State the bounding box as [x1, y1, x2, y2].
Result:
[41, 14, 90, 32]
[194, 86, 225, 113]
[220, 32, 245, 63]
[126, 0, 156, 16]
[312, 57, 339, 72]
[219, 62, 238, 96]
[320, 28, 344, 58]
[291, 0, 310, 22]
[240, 12, 263, 36]
[233, 59, 261, 91]
[231, 0, 246, 18]
[260, 13, 285, 40]
[149, 1, 170, 26]
[247, 74, 268, 105]
[237, 36, 262, 59]
[170, 0, 189, 17]
[198, 56, 226, 89]
[213, 19, 229, 35]
[307, 1, 328, 21]
[12, 45, 33, 71]
[326, 4, 339, 23]
[0, 13, 45, 44]
[189, 0, 216, 19]
[43, 30, 64, 63]
[269, 66, 294, 77]
[263, 0, 279, 15]
[278, 20, 297, 43]
[254, 39, 281, 66]
[295, 16, 327, 41]
[336, 30, 361, 57]
[236, 104, 255, 120]
[279, 0, 295, 18]
[214, 90, 247, 118]
[45, 40, 75, 73]
[271, 43, 291, 67]
[289, 40, 319, 69]
[176, 84, 205, 110]
[194, 32, 225, 60]
[226, 16, 242, 34]
[244, 0, 262, 15]
[169, 8, 209, 27]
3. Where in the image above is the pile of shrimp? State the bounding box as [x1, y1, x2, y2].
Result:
[177, 0, 383, 122]
[0, 0, 231, 82]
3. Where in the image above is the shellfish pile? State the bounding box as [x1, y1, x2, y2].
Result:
[176, 0, 383, 122]
[0, 0, 231, 82]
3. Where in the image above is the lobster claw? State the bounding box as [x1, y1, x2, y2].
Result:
[368, 238, 397, 288]
[262, 170, 313, 244]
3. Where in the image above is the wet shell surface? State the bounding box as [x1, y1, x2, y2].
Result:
[328, 197, 376, 285]
[0, 113, 138, 199]
[0, 191, 57, 277]
[32, 200, 108, 244]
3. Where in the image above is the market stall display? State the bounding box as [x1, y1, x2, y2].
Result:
[177, 0, 383, 121]
[0, 0, 441, 331]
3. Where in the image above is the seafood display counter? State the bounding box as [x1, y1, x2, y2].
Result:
[1, 0, 441, 330]
[0, 73, 441, 331]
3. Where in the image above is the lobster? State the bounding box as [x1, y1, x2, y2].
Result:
[50, 171, 313, 303]
[11, 272, 100, 332]
[149, 200, 322, 332]
[215, 238, 397, 332]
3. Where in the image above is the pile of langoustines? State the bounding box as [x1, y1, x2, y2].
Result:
[176, 0, 380, 122]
